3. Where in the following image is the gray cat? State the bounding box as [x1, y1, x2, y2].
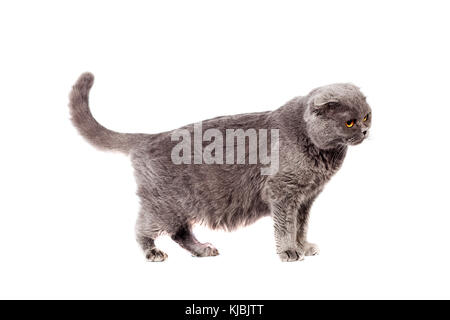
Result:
[69, 73, 371, 262]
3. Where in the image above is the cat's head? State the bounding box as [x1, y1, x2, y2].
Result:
[303, 83, 371, 150]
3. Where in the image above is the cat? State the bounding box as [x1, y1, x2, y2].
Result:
[69, 72, 371, 262]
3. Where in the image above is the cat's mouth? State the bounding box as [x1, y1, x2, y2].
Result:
[347, 135, 366, 146]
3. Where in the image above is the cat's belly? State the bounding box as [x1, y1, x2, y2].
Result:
[194, 187, 271, 231]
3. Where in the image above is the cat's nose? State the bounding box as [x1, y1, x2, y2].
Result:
[362, 130, 368, 136]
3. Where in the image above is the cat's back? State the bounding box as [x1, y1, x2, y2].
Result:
[131, 110, 272, 159]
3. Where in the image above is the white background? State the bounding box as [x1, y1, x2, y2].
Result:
[0, 0, 449, 299]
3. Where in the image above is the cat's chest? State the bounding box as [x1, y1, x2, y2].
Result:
[278, 154, 343, 191]
[303, 146, 347, 178]
[267, 165, 334, 202]
[267, 144, 347, 200]
[284, 141, 347, 176]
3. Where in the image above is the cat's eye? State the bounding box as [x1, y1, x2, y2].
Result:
[345, 120, 355, 128]
[363, 114, 369, 122]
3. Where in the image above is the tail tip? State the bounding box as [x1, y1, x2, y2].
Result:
[75, 72, 95, 91]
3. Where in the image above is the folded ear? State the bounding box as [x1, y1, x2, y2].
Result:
[305, 93, 340, 117]
[313, 97, 339, 107]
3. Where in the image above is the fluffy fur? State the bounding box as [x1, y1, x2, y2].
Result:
[69, 72, 371, 262]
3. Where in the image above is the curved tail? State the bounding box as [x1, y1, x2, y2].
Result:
[69, 73, 144, 154]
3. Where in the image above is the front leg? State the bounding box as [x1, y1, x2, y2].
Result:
[296, 196, 320, 256]
[272, 197, 305, 262]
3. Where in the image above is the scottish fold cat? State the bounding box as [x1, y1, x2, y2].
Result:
[69, 73, 371, 262]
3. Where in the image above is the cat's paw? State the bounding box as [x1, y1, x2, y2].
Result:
[145, 248, 168, 262]
[304, 243, 320, 256]
[192, 243, 219, 257]
[278, 249, 305, 262]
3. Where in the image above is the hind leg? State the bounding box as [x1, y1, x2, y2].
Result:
[136, 234, 168, 262]
[171, 225, 219, 257]
[135, 210, 168, 262]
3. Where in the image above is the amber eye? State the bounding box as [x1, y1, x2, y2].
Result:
[363, 114, 369, 122]
[345, 120, 355, 128]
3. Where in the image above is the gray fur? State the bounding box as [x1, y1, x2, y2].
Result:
[68, 72, 371, 262]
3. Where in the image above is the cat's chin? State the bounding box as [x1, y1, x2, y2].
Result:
[347, 137, 366, 146]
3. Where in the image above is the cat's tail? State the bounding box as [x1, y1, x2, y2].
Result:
[69, 72, 145, 155]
